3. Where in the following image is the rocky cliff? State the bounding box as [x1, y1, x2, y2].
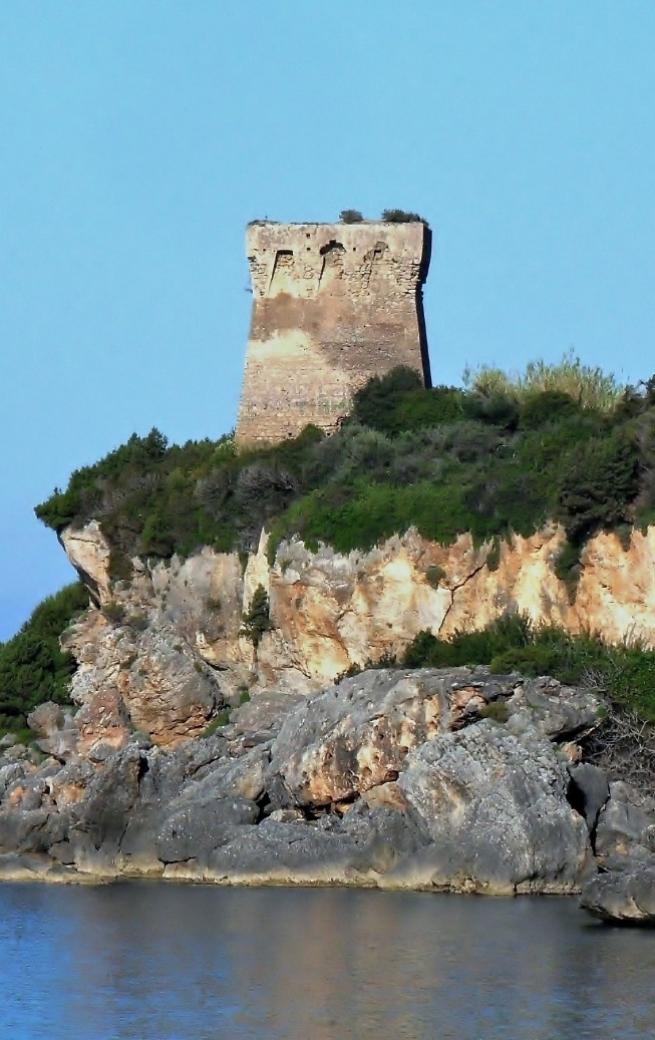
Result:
[0, 667, 602, 893]
[0, 518, 653, 914]
[58, 520, 655, 753]
[3, 660, 654, 906]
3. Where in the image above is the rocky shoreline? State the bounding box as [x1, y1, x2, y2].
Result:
[1, 665, 652, 920]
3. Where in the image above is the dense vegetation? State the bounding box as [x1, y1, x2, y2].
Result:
[0, 583, 88, 737]
[35, 358, 655, 590]
[401, 615, 655, 722]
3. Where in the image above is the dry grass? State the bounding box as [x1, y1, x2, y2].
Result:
[463, 351, 624, 413]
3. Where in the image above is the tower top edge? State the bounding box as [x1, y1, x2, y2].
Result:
[246, 219, 429, 228]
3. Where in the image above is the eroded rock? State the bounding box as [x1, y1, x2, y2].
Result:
[60, 521, 655, 704]
[393, 722, 590, 894]
[581, 863, 655, 923]
[0, 667, 607, 894]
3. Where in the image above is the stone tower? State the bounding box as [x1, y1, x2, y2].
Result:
[236, 220, 432, 446]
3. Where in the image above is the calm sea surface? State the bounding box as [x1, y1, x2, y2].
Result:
[0, 882, 652, 1040]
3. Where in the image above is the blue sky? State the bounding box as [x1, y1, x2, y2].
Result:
[1, 2, 654, 639]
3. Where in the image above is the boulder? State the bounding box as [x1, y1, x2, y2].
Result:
[270, 669, 482, 808]
[581, 862, 655, 923]
[67, 745, 147, 871]
[392, 720, 590, 894]
[567, 763, 610, 834]
[27, 702, 78, 760]
[505, 677, 599, 741]
[156, 796, 258, 864]
[68, 610, 222, 749]
[595, 781, 655, 863]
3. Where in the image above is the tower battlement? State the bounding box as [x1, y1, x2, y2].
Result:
[236, 220, 431, 446]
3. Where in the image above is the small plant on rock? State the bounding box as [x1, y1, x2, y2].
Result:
[339, 209, 363, 223]
[102, 601, 126, 625]
[480, 700, 510, 724]
[241, 585, 272, 648]
[381, 208, 426, 224]
[201, 709, 231, 738]
[126, 612, 149, 632]
[425, 564, 446, 589]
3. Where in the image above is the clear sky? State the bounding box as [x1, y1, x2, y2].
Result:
[1, 2, 654, 640]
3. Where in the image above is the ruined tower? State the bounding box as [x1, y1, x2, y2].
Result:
[236, 220, 432, 446]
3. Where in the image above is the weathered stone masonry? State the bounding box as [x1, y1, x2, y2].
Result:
[236, 221, 432, 445]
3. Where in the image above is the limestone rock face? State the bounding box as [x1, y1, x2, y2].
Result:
[0, 668, 601, 893]
[267, 669, 593, 894]
[26, 703, 78, 761]
[394, 723, 589, 894]
[594, 781, 655, 864]
[62, 605, 220, 751]
[56, 519, 655, 752]
[269, 670, 449, 807]
[579, 781, 655, 922]
[60, 520, 112, 602]
[60, 521, 655, 711]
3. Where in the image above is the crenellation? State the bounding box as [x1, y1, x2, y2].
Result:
[236, 220, 432, 445]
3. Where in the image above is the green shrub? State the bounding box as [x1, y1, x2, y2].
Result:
[425, 565, 446, 589]
[0, 583, 88, 729]
[464, 352, 624, 413]
[554, 540, 582, 602]
[557, 431, 640, 544]
[126, 612, 149, 632]
[241, 585, 272, 648]
[486, 538, 501, 572]
[102, 601, 126, 625]
[401, 616, 655, 722]
[339, 209, 363, 223]
[401, 630, 443, 668]
[333, 661, 363, 684]
[480, 701, 510, 724]
[108, 549, 133, 583]
[519, 390, 580, 429]
[381, 209, 427, 224]
[201, 709, 231, 737]
[349, 367, 424, 433]
[464, 391, 519, 431]
[394, 388, 468, 431]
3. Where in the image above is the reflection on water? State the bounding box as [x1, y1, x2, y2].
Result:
[0, 882, 652, 1040]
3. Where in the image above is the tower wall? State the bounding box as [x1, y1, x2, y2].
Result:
[236, 221, 431, 446]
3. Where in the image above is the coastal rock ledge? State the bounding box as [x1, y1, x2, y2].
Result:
[581, 864, 655, 923]
[0, 667, 604, 894]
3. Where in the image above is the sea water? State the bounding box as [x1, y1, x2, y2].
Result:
[0, 883, 652, 1040]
